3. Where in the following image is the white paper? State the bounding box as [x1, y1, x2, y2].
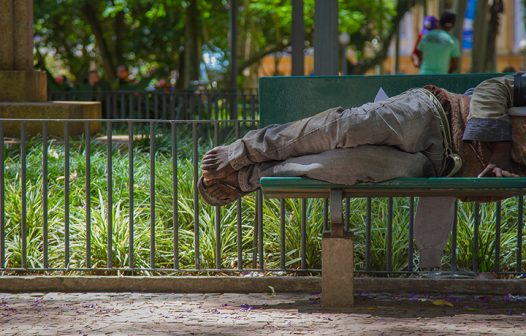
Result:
[374, 87, 389, 103]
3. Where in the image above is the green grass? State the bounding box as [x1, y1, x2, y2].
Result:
[1, 126, 525, 274]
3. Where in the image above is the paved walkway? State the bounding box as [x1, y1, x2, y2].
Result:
[0, 292, 525, 335]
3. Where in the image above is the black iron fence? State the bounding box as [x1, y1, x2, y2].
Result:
[0, 118, 524, 276]
[48, 90, 259, 120]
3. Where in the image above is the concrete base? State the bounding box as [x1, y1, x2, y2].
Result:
[1, 276, 526, 295]
[322, 236, 354, 307]
[0, 101, 101, 137]
[0, 70, 47, 102]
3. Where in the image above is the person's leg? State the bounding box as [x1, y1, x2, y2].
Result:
[235, 145, 436, 192]
[414, 197, 456, 269]
[203, 88, 445, 180]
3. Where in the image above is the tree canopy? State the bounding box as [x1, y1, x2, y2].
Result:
[35, 0, 415, 89]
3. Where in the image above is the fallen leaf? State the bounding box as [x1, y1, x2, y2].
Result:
[432, 299, 453, 307]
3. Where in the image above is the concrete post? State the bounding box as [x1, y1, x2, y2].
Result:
[13, 0, 34, 71]
[322, 236, 354, 307]
[314, 0, 338, 75]
[321, 189, 354, 307]
[0, 0, 14, 70]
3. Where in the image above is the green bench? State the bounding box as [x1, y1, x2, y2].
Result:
[258, 73, 526, 307]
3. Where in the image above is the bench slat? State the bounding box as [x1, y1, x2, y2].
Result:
[260, 177, 526, 198]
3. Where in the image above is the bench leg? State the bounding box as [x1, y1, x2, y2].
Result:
[322, 189, 354, 307]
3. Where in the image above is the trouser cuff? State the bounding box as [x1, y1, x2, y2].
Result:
[228, 140, 253, 170]
[419, 248, 443, 269]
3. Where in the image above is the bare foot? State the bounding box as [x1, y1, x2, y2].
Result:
[203, 170, 240, 190]
[202, 146, 236, 180]
[206, 183, 239, 201]
[222, 171, 240, 190]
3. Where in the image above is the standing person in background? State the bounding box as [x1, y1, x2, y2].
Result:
[416, 11, 461, 74]
[411, 15, 438, 68]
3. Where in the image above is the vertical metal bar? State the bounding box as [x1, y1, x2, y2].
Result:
[128, 121, 134, 268]
[162, 93, 167, 119]
[451, 200, 458, 272]
[291, 0, 305, 76]
[0, 122, 4, 269]
[214, 122, 221, 269]
[154, 93, 159, 119]
[235, 121, 242, 270]
[107, 121, 113, 268]
[494, 201, 501, 273]
[236, 197, 242, 270]
[229, 0, 238, 119]
[172, 121, 179, 269]
[192, 122, 200, 269]
[473, 202, 480, 272]
[112, 93, 117, 118]
[84, 122, 91, 269]
[314, 0, 339, 75]
[128, 93, 133, 119]
[517, 196, 523, 272]
[42, 123, 49, 268]
[145, 92, 150, 118]
[344, 198, 350, 232]
[365, 197, 372, 271]
[105, 92, 112, 118]
[64, 122, 70, 267]
[171, 92, 177, 119]
[386, 197, 393, 272]
[120, 92, 126, 119]
[300, 199, 307, 269]
[408, 197, 415, 272]
[252, 192, 259, 269]
[138, 93, 142, 118]
[150, 122, 156, 269]
[323, 198, 329, 232]
[258, 189, 264, 270]
[21, 122, 27, 269]
[280, 199, 286, 270]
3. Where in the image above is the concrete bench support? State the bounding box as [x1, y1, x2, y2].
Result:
[322, 189, 354, 307]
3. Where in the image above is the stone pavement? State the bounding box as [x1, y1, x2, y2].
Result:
[0, 292, 525, 335]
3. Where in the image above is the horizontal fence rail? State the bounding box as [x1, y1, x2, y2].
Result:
[0, 118, 524, 276]
[48, 90, 259, 120]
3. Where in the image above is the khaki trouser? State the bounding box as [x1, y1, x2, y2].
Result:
[224, 88, 454, 268]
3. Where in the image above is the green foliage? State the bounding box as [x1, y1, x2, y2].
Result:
[1, 131, 525, 274]
[34, 0, 411, 87]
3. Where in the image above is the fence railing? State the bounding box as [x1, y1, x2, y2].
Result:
[0, 118, 524, 276]
[48, 90, 259, 120]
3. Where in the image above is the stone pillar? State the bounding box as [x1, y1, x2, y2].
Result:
[0, 0, 101, 136]
[0, 0, 15, 70]
[13, 0, 34, 71]
[0, 0, 46, 102]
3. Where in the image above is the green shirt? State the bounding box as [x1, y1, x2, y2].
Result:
[417, 29, 461, 74]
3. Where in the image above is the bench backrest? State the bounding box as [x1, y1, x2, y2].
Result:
[259, 73, 503, 127]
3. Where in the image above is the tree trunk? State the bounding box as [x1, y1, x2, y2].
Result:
[184, 0, 200, 88]
[114, 9, 126, 67]
[485, 0, 504, 72]
[81, 1, 116, 84]
[471, 0, 489, 72]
